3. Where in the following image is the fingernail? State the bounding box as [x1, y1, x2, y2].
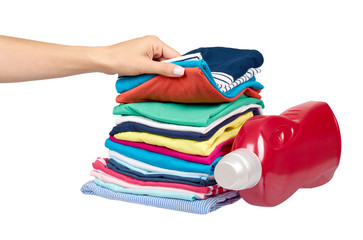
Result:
[173, 66, 185, 76]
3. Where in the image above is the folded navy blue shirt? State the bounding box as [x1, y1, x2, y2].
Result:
[109, 108, 261, 140]
[185, 47, 263, 82]
[107, 159, 217, 187]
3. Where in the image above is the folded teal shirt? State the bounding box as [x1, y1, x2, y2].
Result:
[113, 95, 264, 127]
[105, 138, 220, 175]
[115, 60, 264, 98]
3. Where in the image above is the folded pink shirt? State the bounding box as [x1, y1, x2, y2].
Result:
[92, 159, 225, 195]
[109, 136, 233, 165]
[90, 170, 227, 199]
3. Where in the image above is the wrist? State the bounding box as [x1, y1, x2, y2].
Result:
[87, 46, 116, 75]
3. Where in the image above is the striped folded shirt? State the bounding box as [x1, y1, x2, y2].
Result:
[81, 181, 241, 214]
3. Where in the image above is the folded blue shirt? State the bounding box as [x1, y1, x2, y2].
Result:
[107, 158, 217, 187]
[185, 47, 263, 81]
[108, 156, 211, 180]
[81, 181, 241, 214]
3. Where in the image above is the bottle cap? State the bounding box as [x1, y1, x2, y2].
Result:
[214, 148, 262, 191]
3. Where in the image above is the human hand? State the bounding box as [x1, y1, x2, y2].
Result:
[94, 35, 185, 77]
[0, 35, 184, 83]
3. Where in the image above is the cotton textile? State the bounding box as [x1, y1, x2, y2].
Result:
[108, 150, 213, 178]
[107, 158, 217, 186]
[81, 181, 241, 214]
[81, 47, 264, 213]
[91, 170, 224, 198]
[114, 103, 263, 133]
[116, 53, 204, 92]
[216, 68, 261, 92]
[110, 107, 262, 140]
[109, 137, 233, 165]
[115, 47, 264, 103]
[93, 178, 202, 201]
[185, 47, 263, 82]
[116, 67, 262, 103]
[113, 111, 253, 156]
[92, 159, 223, 194]
[116, 47, 263, 94]
[104, 139, 220, 175]
[113, 95, 264, 127]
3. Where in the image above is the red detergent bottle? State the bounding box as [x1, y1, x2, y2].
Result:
[214, 101, 341, 207]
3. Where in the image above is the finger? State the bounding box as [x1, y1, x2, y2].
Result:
[154, 56, 171, 62]
[141, 61, 184, 77]
[153, 38, 181, 60]
[160, 42, 181, 59]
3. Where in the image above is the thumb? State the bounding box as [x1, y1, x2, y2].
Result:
[142, 61, 185, 77]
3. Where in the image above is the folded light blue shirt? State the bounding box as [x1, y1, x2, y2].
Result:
[81, 181, 241, 214]
[109, 156, 211, 180]
[93, 178, 201, 201]
[105, 138, 220, 175]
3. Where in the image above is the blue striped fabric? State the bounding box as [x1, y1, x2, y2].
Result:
[81, 181, 241, 214]
[212, 68, 261, 92]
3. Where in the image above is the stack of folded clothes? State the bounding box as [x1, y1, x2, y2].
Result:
[81, 47, 265, 214]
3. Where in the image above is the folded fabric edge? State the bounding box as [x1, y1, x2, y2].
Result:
[81, 181, 241, 214]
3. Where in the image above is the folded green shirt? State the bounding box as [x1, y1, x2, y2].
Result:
[113, 95, 264, 127]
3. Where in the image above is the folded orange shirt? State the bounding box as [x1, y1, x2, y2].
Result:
[116, 68, 262, 104]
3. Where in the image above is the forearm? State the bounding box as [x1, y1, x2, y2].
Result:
[0, 35, 183, 83]
[0, 35, 103, 83]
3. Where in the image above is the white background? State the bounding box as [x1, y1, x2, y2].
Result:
[1, 0, 362, 239]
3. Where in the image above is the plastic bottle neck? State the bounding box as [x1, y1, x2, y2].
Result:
[214, 149, 262, 191]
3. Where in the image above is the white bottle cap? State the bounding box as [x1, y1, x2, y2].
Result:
[214, 148, 262, 191]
